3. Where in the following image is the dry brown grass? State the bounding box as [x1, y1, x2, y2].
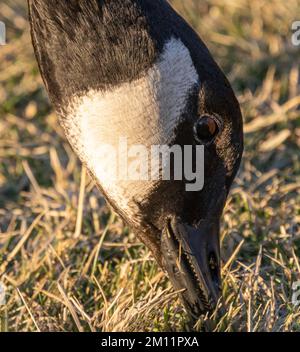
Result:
[0, 0, 300, 332]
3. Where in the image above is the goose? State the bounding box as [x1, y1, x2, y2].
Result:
[28, 0, 243, 319]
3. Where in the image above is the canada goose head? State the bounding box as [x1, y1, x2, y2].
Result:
[28, 0, 243, 318]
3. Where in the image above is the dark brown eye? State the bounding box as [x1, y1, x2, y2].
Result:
[193, 115, 220, 144]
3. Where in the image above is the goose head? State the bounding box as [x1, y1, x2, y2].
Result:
[28, 0, 243, 318]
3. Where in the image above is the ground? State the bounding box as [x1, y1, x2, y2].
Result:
[0, 0, 299, 332]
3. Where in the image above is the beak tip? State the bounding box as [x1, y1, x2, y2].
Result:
[161, 217, 222, 317]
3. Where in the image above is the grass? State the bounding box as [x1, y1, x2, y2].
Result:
[0, 0, 300, 332]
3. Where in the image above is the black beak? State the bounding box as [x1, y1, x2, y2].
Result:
[161, 217, 221, 319]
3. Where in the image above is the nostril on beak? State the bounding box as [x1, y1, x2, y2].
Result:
[208, 251, 219, 285]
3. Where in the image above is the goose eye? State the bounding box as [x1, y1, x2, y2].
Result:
[193, 115, 220, 144]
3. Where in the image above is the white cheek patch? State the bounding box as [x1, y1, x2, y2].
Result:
[64, 38, 199, 218]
